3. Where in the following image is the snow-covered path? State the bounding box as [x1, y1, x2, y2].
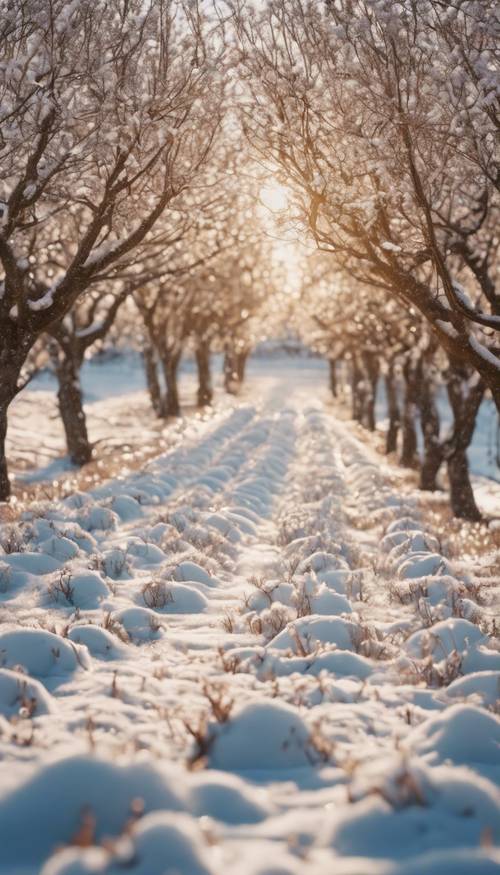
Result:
[0, 362, 499, 875]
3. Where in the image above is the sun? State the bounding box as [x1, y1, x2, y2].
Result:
[259, 180, 290, 212]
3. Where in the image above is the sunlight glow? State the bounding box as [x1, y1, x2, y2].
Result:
[260, 180, 290, 213]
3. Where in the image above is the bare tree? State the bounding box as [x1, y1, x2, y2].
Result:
[231, 0, 500, 411]
[47, 289, 128, 464]
[0, 0, 224, 498]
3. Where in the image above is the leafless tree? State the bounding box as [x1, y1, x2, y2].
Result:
[0, 0, 224, 498]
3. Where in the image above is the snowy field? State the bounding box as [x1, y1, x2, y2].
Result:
[8, 352, 499, 500]
[0, 356, 499, 874]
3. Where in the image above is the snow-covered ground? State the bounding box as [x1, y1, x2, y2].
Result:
[1, 356, 499, 874]
[7, 353, 204, 496]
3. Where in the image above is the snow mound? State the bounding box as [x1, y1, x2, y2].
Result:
[126, 539, 166, 565]
[405, 618, 486, 660]
[305, 649, 373, 679]
[205, 512, 241, 542]
[41, 811, 214, 875]
[0, 756, 184, 867]
[446, 671, 500, 708]
[160, 583, 208, 614]
[406, 704, 500, 766]
[50, 523, 97, 554]
[77, 505, 118, 532]
[38, 536, 80, 562]
[269, 616, 360, 653]
[63, 492, 93, 510]
[110, 494, 144, 521]
[208, 700, 314, 771]
[0, 629, 90, 677]
[52, 571, 110, 609]
[387, 532, 440, 563]
[311, 585, 352, 615]
[113, 607, 164, 641]
[316, 568, 352, 594]
[0, 668, 54, 716]
[225, 508, 258, 535]
[101, 547, 131, 579]
[174, 561, 216, 586]
[298, 551, 348, 574]
[397, 553, 450, 579]
[3, 551, 61, 575]
[325, 791, 499, 862]
[189, 771, 271, 823]
[380, 530, 424, 552]
[68, 625, 124, 659]
[386, 517, 424, 535]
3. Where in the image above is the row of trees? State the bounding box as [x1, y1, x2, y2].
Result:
[231, 0, 499, 521]
[0, 0, 229, 498]
[299, 258, 488, 520]
[0, 0, 280, 498]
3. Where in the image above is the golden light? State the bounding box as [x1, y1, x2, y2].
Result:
[260, 180, 290, 212]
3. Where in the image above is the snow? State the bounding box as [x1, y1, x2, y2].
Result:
[0, 668, 54, 716]
[406, 704, 500, 767]
[208, 700, 314, 770]
[0, 628, 91, 677]
[446, 671, 500, 708]
[0, 354, 499, 874]
[405, 618, 487, 659]
[28, 285, 56, 311]
[470, 333, 500, 370]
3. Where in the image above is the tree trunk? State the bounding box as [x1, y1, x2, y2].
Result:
[162, 350, 181, 417]
[328, 358, 337, 397]
[223, 349, 239, 394]
[385, 363, 400, 454]
[55, 353, 92, 466]
[195, 343, 213, 407]
[236, 350, 248, 383]
[418, 371, 442, 491]
[400, 360, 419, 467]
[143, 344, 163, 416]
[420, 440, 444, 491]
[443, 364, 485, 521]
[0, 329, 36, 501]
[0, 401, 10, 502]
[351, 357, 364, 422]
[361, 352, 379, 431]
[447, 449, 482, 522]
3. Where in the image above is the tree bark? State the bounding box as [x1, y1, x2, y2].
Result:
[195, 342, 213, 407]
[0, 331, 36, 501]
[328, 358, 337, 397]
[400, 359, 419, 467]
[444, 365, 484, 521]
[418, 368, 442, 491]
[236, 350, 248, 383]
[447, 449, 482, 522]
[0, 401, 10, 502]
[54, 351, 92, 466]
[351, 356, 364, 422]
[143, 344, 163, 416]
[361, 351, 379, 431]
[162, 350, 181, 417]
[385, 362, 400, 454]
[420, 439, 444, 491]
